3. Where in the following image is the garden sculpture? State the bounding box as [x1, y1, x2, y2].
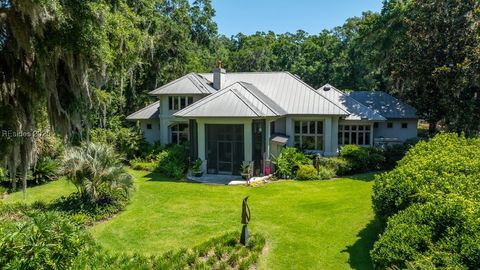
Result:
[240, 196, 251, 245]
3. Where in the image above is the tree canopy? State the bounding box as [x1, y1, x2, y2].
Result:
[1, 0, 479, 189]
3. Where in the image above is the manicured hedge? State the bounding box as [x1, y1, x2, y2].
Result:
[372, 133, 480, 220]
[370, 133, 480, 269]
[371, 195, 480, 269]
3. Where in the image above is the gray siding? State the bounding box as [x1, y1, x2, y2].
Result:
[140, 120, 160, 145]
[373, 119, 418, 142]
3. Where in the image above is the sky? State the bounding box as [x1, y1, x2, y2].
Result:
[211, 0, 384, 36]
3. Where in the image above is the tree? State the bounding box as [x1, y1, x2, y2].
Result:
[374, 0, 480, 135]
[0, 0, 151, 193]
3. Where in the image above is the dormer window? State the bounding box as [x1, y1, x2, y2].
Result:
[169, 96, 193, 111]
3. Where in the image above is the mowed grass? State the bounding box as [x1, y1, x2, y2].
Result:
[1, 171, 380, 269]
[90, 170, 381, 270]
[2, 178, 76, 204]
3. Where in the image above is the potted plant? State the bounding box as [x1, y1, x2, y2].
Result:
[241, 162, 250, 180]
[191, 158, 203, 177]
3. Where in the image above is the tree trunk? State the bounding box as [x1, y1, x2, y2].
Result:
[22, 170, 27, 200]
[428, 121, 437, 137]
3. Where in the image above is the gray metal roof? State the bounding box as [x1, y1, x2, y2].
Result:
[197, 72, 348, 115]
[347, 91, 417, 119]
[317, 84, 386, 121]
[174, 82, 287, 117]
[126, 101, 159, 120]
[149, 73, 216, 95]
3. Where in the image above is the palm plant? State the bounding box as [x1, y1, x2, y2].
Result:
[61, 143, 133, 200]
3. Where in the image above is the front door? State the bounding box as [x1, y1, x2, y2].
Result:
[206, 124, 244, 175]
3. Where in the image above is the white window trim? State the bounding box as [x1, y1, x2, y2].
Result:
[168, 96, 194, 111]
[338, 123, 373, 146]
[293, 120, 325, 151]
[170, 123, 189, 145]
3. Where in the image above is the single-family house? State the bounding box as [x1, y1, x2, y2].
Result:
[127, 64, 417, 175]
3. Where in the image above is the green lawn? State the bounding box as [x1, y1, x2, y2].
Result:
[1, 171, 380, 269]
[91, 171, 380, 270]
[2, 178, 76, 204]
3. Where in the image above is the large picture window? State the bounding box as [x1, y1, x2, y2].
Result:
[168, 96, 193, 111]
[170, 123, 189, 145]
[338, 124, 372, 146]
[294, 120, 324, 150]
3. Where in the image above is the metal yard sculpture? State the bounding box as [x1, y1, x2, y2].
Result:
[240, 196, 251, 245]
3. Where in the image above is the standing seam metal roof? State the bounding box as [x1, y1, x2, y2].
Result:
[174, 82, 287, 117]
[347, 91, 417, 119]
[148, 73, 216, 95]
[317, 84, 386, 121]
[126, 101, 159, 120]
[197, 72, 349, 116]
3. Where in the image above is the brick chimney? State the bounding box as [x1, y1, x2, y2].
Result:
[213, 60, 226, 90]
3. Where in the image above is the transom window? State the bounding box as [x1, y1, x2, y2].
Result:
[294, 121, 324, 150]
[168, 96, 193, 111]
[338, 124, 372, 146]
[170, 123, 189, 145]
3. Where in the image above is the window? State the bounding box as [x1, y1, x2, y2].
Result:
[270, 121, 275, 135]
[373, 122, 379, 128]
[338, 124, 372, 146]
[170, 123, 189, 145]
[146, 123, 152, 130]
[294, 121, 324, 150]
[401, 122, 408, 129]
[387, 122, 393, 128]
[168, 96, 193, 111]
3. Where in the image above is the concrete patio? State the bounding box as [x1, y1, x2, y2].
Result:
[187, 174, 246, 185]
[187, 174, 274, 185]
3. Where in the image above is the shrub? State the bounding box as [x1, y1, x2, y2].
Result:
[0, 167, 6, 183]
[30, 157, 58, 184]
[340, 145, 370, 172]
[0, 203, 266, 270]
[0, 210, 96, 270]
[50, 191, 129, 224]
[372, 133, 480, 220]
[273, 147, 310, 179]
[61, 143, 134, 200]
[317, 167, 335, 180]
[140, 141, 164, 161]
[90, 127, 145, 159]
[316, 157, 353, 176]
[0, 186, 7, 197]
[75, 231, 266, 269]
[34, 130, 64, 159]
[383, 144, 409, 169]
[130, 158, 157, 172]
[371, 195, 480, 269]
[340, 145, 386, 173]
[371, 133, 480, 269]
[156, 145, 189, 179]
[296, 165, 319, 180]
